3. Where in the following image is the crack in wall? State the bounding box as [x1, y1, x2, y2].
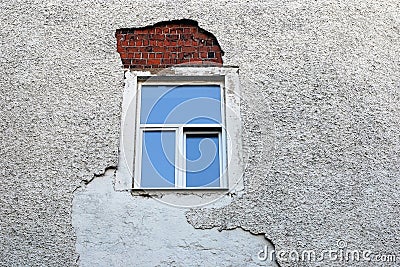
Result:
[72, 166, 117, 194]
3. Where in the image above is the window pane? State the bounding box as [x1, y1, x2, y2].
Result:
[140, 85, 221, 124]
[186, 134, 220, 187]
[141, 131, 175, 188]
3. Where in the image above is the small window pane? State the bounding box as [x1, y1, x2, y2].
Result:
[140, 85, 221, 124]
[186, 134, 220, 187]
[141, 131, 175, 188]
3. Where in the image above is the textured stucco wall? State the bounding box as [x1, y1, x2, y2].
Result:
[1, 0, 399, 266]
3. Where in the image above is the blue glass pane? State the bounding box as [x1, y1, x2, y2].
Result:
[141, 85, 221, 124]
[186, 134, 220, 187]
[141, 131, 175, 188]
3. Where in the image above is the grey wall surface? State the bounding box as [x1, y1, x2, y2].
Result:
[1, 1, 399, 266]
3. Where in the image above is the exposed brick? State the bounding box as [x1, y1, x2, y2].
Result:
[148, 59, 161, 65]
[116, 19, 223, 69]
[180, 34, 192, 41]
[161, 58, 172, 64]
[125, 47, 138, 53]
[152, 46, 165, 53]
[153, 34, 165, 40]
[119, 52, 128, 58]
[166, 34, 179, 41]
[181, 46, 195, 53]
[132, 59, 147, 65]
[167, 46, 181, 53]
[121, 58, 131, 65]
[205, 40, 213, 46]
[120, 40, 129, 47]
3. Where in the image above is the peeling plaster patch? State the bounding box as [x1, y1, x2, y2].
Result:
[72, 171, 278, 266]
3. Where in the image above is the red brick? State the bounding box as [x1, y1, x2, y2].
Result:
[126, 34, 135, 40]
[132, 59, 147, 65]
[153, 46, 165, 53]
[182, 46, 195, 53]
[121, 58, 131, 65]
[211, 46, 220, 52]
[183, 40, 193, 47]
[166, 34, 179, 41]
[167, 47, 181, 53]
[137, 47, 149, 52]
[199, 46, 210, 52]
[180, 34, 192, 41]
[153, 34, 165, 40]
[205, 39, 213, 46]
[199, 52, 207, 58]
[115, 33, 123, 40]
[116, 21, 223, 68]
[165, 40, 177, 46]
[119, 52, 128, 58]
[120, 40, 129, 47]
[161, 58, 172, 64]
[126, 47, 140, 53]
[148, 59, 161, 65]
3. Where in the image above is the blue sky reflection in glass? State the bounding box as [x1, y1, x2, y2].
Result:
[186, 134, 220, 187]
[140, 85, 221, 124]
[141, 131, 175, 188]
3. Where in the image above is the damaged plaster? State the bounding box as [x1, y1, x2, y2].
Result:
[72, 170, 278, 266]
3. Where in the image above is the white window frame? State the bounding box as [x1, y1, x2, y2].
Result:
[134, 80, 227, 189]
[116, 67, 243, 194]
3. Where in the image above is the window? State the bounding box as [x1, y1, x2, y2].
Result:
[135, 82, 227, 189]
[116, 67, 243, 193]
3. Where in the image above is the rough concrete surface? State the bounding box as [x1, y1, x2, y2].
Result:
[0, 0, 399, 266]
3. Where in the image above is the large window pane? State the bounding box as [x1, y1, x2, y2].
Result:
[140, 85, 221, 124]
[186, 133, 220, 187]
[141, 131, 175, 188]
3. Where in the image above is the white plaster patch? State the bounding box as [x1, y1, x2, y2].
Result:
[72, 172, 278, 267]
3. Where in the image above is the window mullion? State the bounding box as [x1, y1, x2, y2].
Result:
[176, 126, 185, 188]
